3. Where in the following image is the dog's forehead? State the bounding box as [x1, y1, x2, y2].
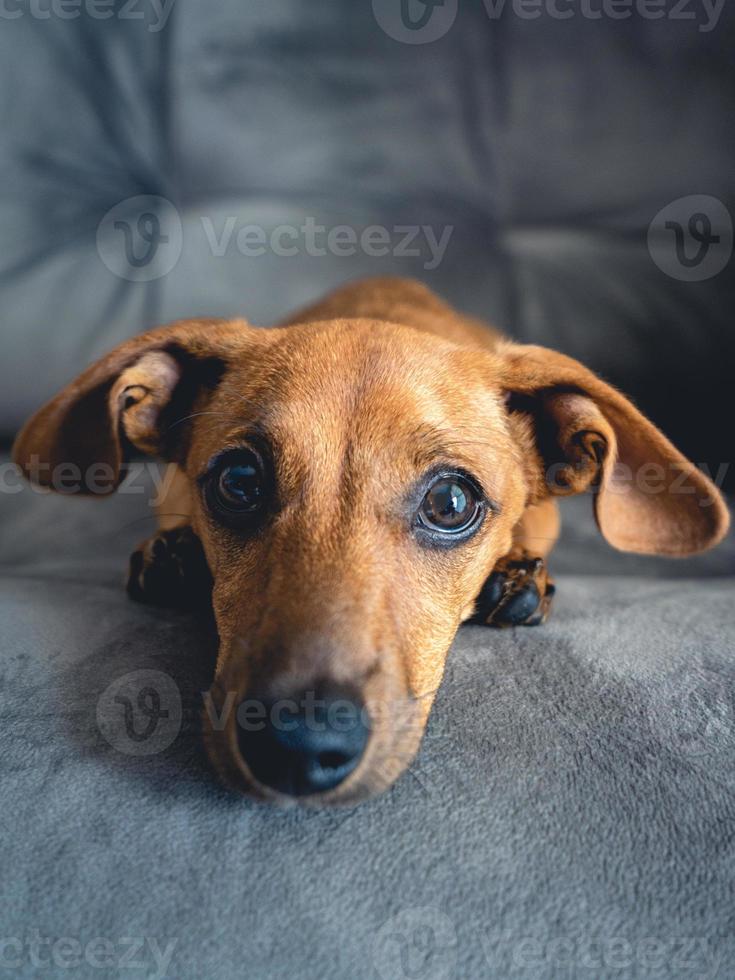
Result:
[212, 321, 508, 465]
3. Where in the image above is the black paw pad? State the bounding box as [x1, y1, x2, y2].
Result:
[470, 557, 554, 628]
[497, 581, 541, 625]
[127, 527, 211, 610]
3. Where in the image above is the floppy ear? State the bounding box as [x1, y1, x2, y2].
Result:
[12, 318, 257, 495]
[497, 343, 730, 556]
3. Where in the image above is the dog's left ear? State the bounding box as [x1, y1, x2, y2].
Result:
[12, 318, 264, 494]
[497, 343, 730, 556]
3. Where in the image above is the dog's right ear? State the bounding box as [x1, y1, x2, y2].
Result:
[12, 318, 262, 494]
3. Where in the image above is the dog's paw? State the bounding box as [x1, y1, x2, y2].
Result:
[470, 555, 555, 627]
[127, 525, 212, 609]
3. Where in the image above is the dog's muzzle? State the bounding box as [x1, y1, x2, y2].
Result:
[236, 683, 371, 797]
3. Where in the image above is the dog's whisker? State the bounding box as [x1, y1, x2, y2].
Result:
[116, 512, 192, 532]
[165, 410, 246, 433]
[412, 686, 441, 703]
[215, 382, 261, 412]
[405, 766, 435, 797]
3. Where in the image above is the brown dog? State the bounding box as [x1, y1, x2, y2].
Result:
[12, 278, 730, 805]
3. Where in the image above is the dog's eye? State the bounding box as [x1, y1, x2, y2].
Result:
[418, 476, 482, 535]
[205, 450, 268, 526]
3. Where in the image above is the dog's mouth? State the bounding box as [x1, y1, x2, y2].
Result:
[202, 677, 428, 806]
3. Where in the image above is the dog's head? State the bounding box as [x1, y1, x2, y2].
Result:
[14, 316, 729, 804]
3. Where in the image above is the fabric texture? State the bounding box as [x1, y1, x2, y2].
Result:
[1, 464, 734, 979]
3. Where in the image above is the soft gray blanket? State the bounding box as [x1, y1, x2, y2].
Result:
[1, 461, 733, 979]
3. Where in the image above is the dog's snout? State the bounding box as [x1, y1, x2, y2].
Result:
[236, 685, 371, 797]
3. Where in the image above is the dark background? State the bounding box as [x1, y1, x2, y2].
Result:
[1, 1, 733, 488]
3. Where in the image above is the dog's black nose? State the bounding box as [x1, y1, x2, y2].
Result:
[236, 685, 370, 796]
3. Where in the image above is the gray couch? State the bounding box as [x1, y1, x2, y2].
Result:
[1, 4, 734, 979]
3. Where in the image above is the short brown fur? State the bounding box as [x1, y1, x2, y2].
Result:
[13, 278, 730, 804]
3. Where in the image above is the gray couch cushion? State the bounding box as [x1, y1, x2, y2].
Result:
[1, 5, 734, 484]
[1, 462, 733, 978]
